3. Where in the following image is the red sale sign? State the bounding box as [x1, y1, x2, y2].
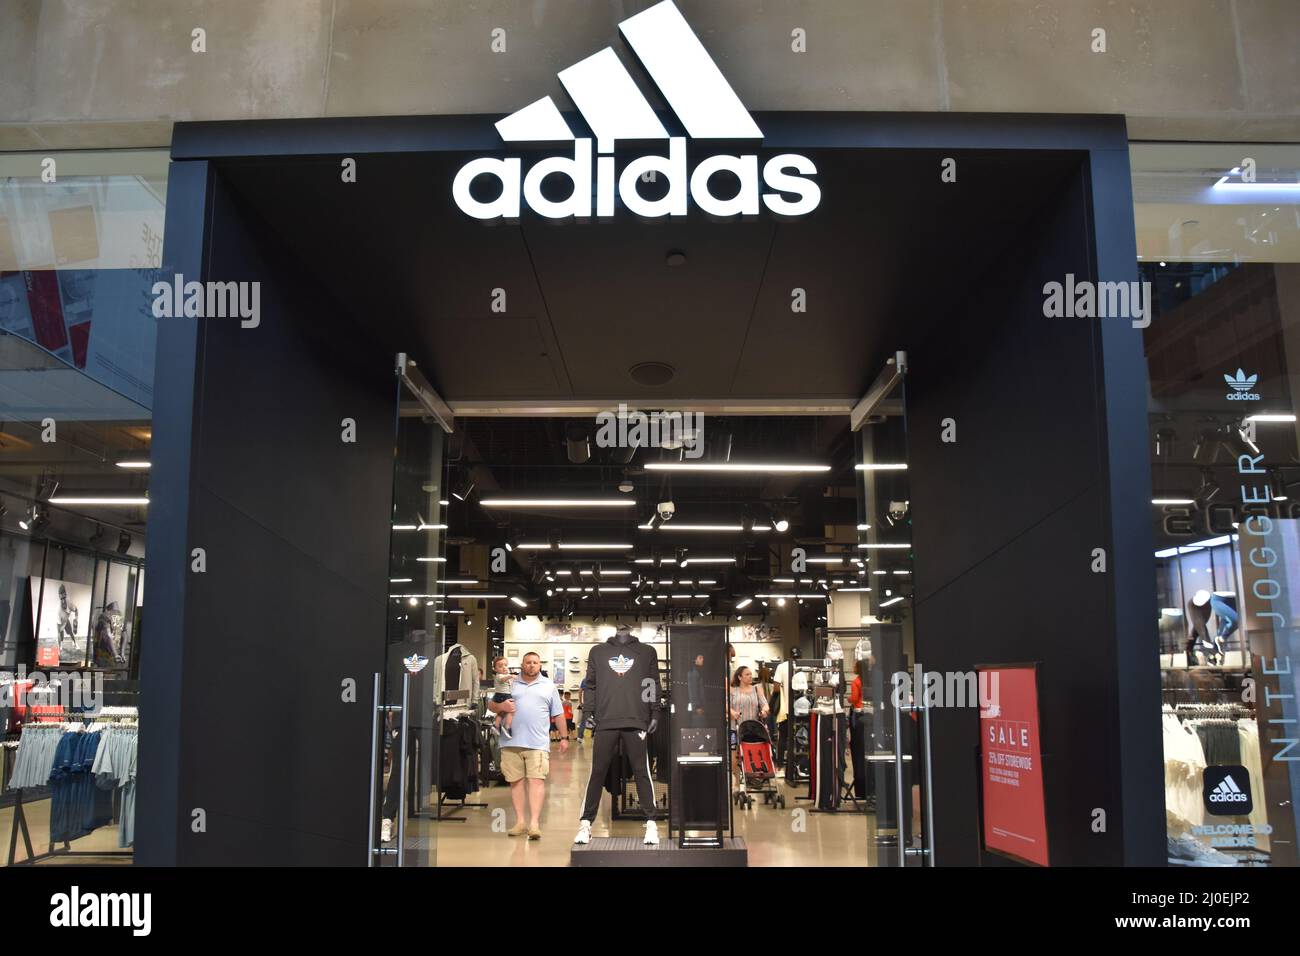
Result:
[978, 664, 1049, 866]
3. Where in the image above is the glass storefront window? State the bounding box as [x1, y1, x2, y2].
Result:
[1, 150, 162, 865]
[1138, 143, 1300, 867]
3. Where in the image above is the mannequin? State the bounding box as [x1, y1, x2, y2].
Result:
[432, 641, 480, 702]
[574, 625, 662, 846]
[1185, 590, 1238, 667]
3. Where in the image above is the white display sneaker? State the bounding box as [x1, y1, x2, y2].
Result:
[380, 818, 393, 843]
[573, 820, 592, 845]
[643, 819, 660, 846]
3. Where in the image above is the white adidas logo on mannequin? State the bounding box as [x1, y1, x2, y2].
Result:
[452, 0, 821, 220]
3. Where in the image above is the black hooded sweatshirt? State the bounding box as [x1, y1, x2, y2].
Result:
[585, 635, 660, 730]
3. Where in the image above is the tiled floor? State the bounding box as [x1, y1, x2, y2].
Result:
[394, 739, 881, 867]
[1, 742, 882, 867]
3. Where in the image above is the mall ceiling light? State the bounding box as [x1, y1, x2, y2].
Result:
[735, 598, 753, 609]
[855, 463, 907, 471]
[644, 463, 830, 473]
[834, 587, 872, 592]
[510, 596, 528, 607]
[443, 593, 508, 599]
[857, 543, 909, 549]
[115, 460, 151, 469]
[481, 498, 635, 508]
[677, 548, 689, 568]
[1246, 413, 1296, 423]
[880, 596, 904, 608]
[806, 557, 846, 564]
[49, 496, 149, 506]
[416, 557, 447, 563]
[857, 524, 871, 531]
[1152, 498, 1195, 505]
[438, 579, 478, 585]
[390, 577, 413, 583]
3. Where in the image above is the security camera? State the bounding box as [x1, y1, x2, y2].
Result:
[887, 500, 910, 526]
[657, 500, 676, 522]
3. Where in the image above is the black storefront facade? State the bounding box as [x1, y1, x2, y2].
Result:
[132, 108, 1165, 868]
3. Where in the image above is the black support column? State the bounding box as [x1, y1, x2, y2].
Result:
[138, 166, 394, 865]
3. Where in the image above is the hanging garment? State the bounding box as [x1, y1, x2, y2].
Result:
[849, 710, 870, 799]
[1162, 713, 1206, 830]
[438, 718, 475, 800]
[1237, 719, 1270, 854]
[49, 730, 111, 844]
[1195, 720, 1241, 765]
[808, 712, 844, 810]
[91, 726, 137, 848]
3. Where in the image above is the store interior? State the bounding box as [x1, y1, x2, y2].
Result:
[380, 407, 918, 866]
[1, 330, 148, 865]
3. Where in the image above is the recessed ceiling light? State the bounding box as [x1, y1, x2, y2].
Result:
[49, 496, 149, 506]
[646, 463, 829, 473]
[481, 498, 635, 508]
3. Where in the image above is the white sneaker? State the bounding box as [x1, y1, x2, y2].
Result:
[643, 819, 660, 846]
[573, 820, 592, 845]
[380, 818, 392, 843]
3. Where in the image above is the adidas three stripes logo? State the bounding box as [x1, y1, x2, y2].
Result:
[452, 0, 821, 220]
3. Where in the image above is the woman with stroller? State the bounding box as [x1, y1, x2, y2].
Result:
[729, 666, 770, 776]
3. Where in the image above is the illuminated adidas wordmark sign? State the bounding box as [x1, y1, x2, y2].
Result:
[452, 0, 821, 220]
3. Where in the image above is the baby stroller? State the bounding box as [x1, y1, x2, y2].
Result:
[734, 719, 785, 809]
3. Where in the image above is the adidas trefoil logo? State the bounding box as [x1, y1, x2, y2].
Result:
[1224, 368, 1260, 401]
[404, 654, 429, 674]
[1208, 774, 1249, 803]
[452, 0, 820, 220]
[608, 654, 635, 675]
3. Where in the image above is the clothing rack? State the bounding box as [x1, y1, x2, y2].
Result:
[432, 701, 487, 822]
[6, 713, 137, 865]
[1170, 702, 1254, 720]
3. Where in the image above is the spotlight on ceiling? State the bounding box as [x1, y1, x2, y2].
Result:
[618, 472, 635, 493]
[677, 548, 689, 569]
[770, 509, 790, 533]
[665, 250, 687, 267]
[1193, 469, 1221, 510]
[117, 531, 132, 554]
[36, 472, 59, 502]
[89, 524, 106, 550]
[565, 423, 591, 464]
[504, 530, 520, 553]
[451, 476, 476, 502]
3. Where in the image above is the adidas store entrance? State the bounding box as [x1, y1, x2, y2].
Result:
[138, 7, 1162, 867]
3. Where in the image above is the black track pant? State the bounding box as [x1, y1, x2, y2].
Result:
[581, 728, 656, 822]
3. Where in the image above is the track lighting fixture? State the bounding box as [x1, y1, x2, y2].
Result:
[451, 475, 476, 502]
